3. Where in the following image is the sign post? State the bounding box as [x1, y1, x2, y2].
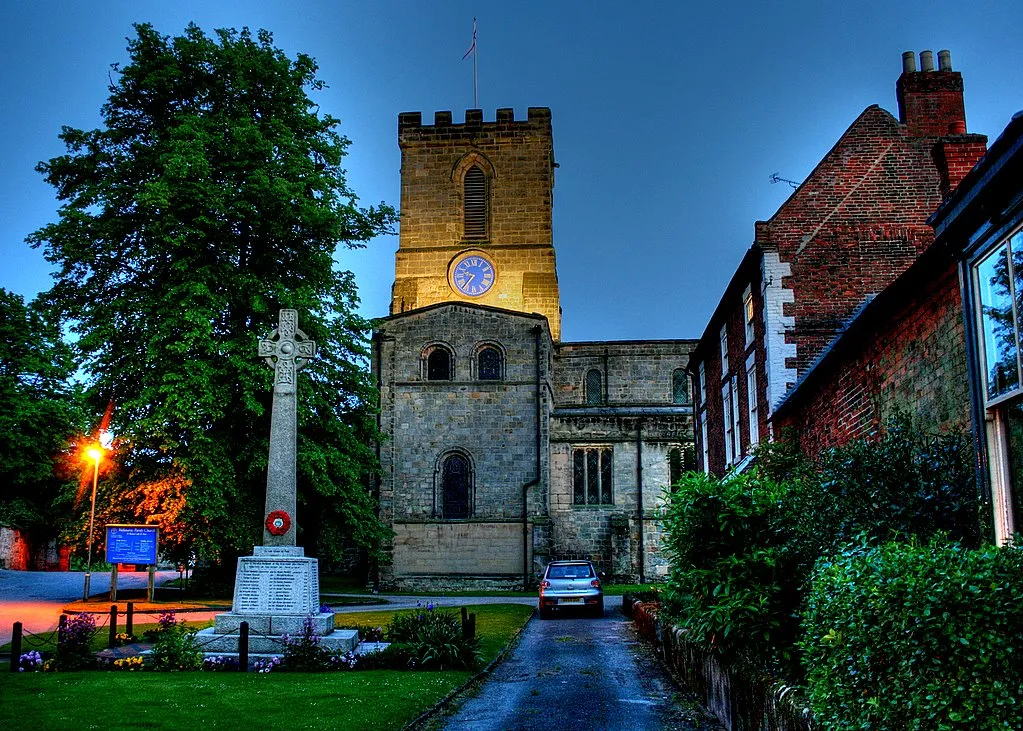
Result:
[105, 525, 159, 602]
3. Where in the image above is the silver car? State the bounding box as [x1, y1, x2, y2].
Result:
[538, 560, 604, 618]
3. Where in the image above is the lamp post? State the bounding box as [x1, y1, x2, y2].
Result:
[82, 446, 102, 602]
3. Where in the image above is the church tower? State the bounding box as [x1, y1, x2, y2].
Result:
[392, 108, 561, 340]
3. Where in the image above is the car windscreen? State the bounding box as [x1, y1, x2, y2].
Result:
[547, 564, 594, 579]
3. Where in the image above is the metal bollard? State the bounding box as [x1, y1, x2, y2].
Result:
[126, 602, 134, 638]
[58, 614, 67, 649]
[239, 621, 249, 672]
[10, 622, 22, 672]
[108, 605, 118, 649]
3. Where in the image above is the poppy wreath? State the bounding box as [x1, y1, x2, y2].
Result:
[265, 510, 291, 536]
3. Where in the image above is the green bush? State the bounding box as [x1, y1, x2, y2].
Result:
[386, 607, 481, 670]
[801, 539, 1023, 730]
[148, 614, 202, 671]
[797, 416, 979, 551]
[659, 470, 803, 673]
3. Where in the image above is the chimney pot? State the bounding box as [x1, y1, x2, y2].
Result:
[938, 50, 952, 71]
[949, 120, 967, 135]
[902, 51, 917, 73]
[920, 50, 935, 72]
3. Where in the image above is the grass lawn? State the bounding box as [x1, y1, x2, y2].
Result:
[0, 604, 534, 730]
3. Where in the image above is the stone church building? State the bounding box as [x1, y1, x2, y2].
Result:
[372, 108, 695, 589]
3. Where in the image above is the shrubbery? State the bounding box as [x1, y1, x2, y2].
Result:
[659, 417, 994, 724]
[148, 611, 202, 671]
[801, 539, 1023, 730]
[385, 606, 481, 670]
[659, 470, 802, 673]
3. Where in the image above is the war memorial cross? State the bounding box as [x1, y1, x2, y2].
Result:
[257, 309, 317, 546]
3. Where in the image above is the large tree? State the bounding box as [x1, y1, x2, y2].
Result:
[0, 288, 85, 541]
[28, 24, 395, 564]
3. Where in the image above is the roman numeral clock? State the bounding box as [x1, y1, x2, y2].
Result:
[449, 251, 496, 297]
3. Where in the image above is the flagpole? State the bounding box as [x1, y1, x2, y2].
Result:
[464, 18, 478, 109]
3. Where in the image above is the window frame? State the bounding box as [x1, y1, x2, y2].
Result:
[746, 353, 759, 450]
[720, 324, 729, 376]
[436, 450, 474, 519]
[571, 445, 614, 506]
[476, 343, 504, 381]
[585, 368, 604, 405]
[743, 285, 755, 346]
[423, 344, 455, 381]
[671, 368, 690, 405]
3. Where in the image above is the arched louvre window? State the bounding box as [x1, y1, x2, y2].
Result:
[672, 369, 690, 405]
[585, 369, 603, 405]
[478, 346, 503, 380]
[442, 453, 471, 519]
[427, 348, 452, 381]
[464, 166, 488, 239]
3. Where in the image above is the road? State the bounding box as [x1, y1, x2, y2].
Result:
[437, 599, 721, 731]
[0, 569, 179, 644]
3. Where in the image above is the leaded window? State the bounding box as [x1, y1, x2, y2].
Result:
[441, 453, 471, 519]
[585, 368, 603, 405]
[478, 346, 502, 380]
[572, 447, 613, 505]
[464, 166, 488, 239]
[672, 368, 690, 404]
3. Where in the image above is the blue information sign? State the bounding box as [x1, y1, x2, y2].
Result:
[105, 525, 159, 565]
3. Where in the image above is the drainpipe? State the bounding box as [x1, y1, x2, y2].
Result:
[522, 325, 543, 588]
[636, 418, 644, 584]
[371, 331, 385, 590]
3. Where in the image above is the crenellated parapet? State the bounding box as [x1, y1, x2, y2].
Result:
[398, 107, 552, 142]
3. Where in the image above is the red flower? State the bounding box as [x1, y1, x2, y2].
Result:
[265, 510, 291, 536]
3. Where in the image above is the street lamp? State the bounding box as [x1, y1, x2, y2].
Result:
[82, 446, 102, 602]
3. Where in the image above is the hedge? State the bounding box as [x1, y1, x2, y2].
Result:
[801, 539, 1023, 730]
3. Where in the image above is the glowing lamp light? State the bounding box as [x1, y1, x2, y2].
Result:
[82, 444, 104, 601]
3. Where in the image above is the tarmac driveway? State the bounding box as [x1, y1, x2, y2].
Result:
[437, 598, 721, 731]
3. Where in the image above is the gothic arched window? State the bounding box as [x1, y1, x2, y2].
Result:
[441, 453, 471, 519]
[672, 368, 690, 405]
[478, 346, 503, 381]
[426, 347, 453, 381]
[585, 368, 603, 405]
[463, 166, 488, 239]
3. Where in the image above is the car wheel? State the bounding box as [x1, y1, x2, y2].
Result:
[592, 601, 604, 618]
[538, 605, 551, 619]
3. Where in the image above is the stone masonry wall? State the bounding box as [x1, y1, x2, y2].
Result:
[554, 341, 696, 406]
[394, 108, 561, 339]
[374, 304, 551, 585]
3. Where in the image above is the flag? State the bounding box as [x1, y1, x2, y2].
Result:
[463, 18, 477, 59]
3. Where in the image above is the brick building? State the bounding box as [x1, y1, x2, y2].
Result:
[373, 109, 694, 589]
[689, 51, 986, 474]
[930, 110, 1023, 544]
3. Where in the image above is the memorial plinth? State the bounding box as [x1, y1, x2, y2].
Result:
[197, 547, 357, 655]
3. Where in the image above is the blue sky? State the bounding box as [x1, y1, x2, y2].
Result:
[2, 1, 1022, 341]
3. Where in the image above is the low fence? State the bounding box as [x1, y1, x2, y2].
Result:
[624, 596, 816, 731]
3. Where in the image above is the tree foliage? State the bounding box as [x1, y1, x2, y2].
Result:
[28, 23, 395, 562]
[0, 288, 85, 538]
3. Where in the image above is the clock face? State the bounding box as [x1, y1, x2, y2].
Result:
[451, 254, 496, 297]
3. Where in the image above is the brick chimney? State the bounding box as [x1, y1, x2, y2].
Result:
[896, 50, 967, 137]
